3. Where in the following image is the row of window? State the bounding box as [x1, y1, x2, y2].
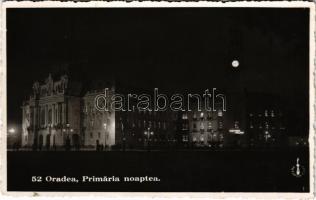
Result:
[249, 110, 282, 118]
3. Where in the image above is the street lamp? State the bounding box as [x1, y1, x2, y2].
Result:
[264, 130, 271, 142]
[66, 123, 70, 136]
[8, 128, 15, 134]
[64, 123, 71, 151]
[144, 127, 154, 151]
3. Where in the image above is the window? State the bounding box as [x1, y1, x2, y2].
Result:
[48, 109, 52, 125]
[218, 110, 223, 117]
[265, 122, 269, 129]
[264, 110, 268, 117]
[207, 112, 212, 120]
[55, 107, 58, 124]
[193, 112, 197, 120]
[234, 121, 239, 129]
[200, 112, 204, 120]
[90, 132, 93, 138]
[182, 123, 188, 130]
[200, 122, 205, 130]
[98, 132, 101, 139]
[193, 123, 197, 129]
[219, 121, 223, 129]
[250, 122, 254, 129]
[271, 110, 275, 117]
[208, 122, 212, 130]
[41, 109, 45, 125]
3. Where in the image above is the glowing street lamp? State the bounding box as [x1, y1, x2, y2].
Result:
[8, 128, 15, 134]
[144, 127, 154, 151]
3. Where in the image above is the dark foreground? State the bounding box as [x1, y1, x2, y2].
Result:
[7, 148, 309, 192]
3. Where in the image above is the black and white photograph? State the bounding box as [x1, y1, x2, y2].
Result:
[1, 1, 315, 197]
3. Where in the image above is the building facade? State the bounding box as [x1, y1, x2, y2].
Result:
[81, 88, 116, 149]
[22, 74, 82, 150]
[21, 74, 290, 150]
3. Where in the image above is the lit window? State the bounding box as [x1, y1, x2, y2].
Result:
[218, 110, 223, 117]
[182, 124, 188, 130]
[193, 112, 197, 120]
[200, 122, 205, 130]
[207, 112, 212, 119]
[200, 137, 204, 141]
[265, 122, 269, 129]
[271, 110, 275, 117]
[219, 122, 223, 129]
[234, 121, 239, 129]
[200, 112, 204, 119]
[208, 122, 212, 129]
[264, 110, 268, 117]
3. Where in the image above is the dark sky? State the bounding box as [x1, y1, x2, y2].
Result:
[7, 8, 309, 127]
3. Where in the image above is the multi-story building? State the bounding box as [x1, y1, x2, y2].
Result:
[115, 109, 178, 149]
[21, 74, 289, 150]
[81, 88, 115, 149]
[245, 93, 287, 148]
[21, 74, 82, 150]
[181, 104, 226, 148]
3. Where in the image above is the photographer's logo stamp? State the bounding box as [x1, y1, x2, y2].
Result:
[291, 158, 305, 178]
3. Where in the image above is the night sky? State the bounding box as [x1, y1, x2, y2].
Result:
[7, 8, 309, 130]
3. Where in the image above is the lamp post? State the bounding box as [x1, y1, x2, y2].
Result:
[65, 123, 71, 151]
[8, 127, 17, 150]
[144, 127, 154, 151]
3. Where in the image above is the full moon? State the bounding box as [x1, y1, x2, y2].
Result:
[232, 60, 239, 68]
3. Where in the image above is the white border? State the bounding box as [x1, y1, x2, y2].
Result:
[0, 1, 315, 199]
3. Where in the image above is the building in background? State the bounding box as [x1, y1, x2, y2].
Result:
[20, 74, 296, 150]
[245, 93, 288, 148]
[180, 102, 226, 148]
